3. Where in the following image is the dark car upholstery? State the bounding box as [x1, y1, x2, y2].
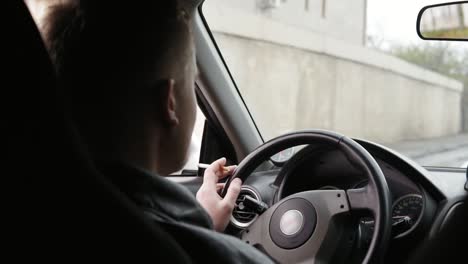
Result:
[6, 1, 190, 261]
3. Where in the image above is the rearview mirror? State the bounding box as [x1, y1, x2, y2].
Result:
[417, 1, 468, 41]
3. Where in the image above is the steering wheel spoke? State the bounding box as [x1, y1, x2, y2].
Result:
[347, 185, 379, 215]
[241, 190, 352, 263]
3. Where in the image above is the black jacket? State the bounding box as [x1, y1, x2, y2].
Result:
[98, 161, 274, 264]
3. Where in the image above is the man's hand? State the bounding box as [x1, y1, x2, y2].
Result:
[196, 157, 242, 232]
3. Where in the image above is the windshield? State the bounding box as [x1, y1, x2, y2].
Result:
[202, 0, 468, 168]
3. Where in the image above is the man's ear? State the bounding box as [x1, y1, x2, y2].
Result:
[158, 79, 179, 126]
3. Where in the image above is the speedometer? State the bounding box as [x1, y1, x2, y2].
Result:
[392, 194, 423, 237]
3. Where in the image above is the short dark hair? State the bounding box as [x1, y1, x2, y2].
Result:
[46, 0, 193, 81]
[44, 0, 194, 155]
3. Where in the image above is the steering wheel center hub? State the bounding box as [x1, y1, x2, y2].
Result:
[270, 198, 317, 249]
[280, 210, 304, 235]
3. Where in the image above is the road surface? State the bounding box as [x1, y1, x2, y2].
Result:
[389, 134, 468, 168]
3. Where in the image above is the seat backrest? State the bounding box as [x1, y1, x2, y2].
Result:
[5, 1, 191, 261]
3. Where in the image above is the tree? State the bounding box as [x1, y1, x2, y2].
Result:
[390, 42, 468, 84]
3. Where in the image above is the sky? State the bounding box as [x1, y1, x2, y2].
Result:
[367, 0, 467, 50]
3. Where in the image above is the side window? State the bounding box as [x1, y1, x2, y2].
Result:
[174, 103, 237, 176]
[181, 107, 206, 172]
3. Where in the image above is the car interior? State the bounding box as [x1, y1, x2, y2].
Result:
[7, 0, 468, 263]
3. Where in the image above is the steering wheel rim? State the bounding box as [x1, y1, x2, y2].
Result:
[222, 130, 391, 263]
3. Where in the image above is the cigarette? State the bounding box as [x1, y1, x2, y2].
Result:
[198, 163, 230, 172]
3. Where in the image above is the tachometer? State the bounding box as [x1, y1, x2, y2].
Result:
[392, 194, 423, 237]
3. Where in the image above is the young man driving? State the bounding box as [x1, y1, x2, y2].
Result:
[42, 0, 274, 262]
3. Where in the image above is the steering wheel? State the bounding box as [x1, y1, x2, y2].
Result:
[222, 130, 391, 263]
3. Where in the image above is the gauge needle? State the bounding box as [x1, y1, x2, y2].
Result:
[392, 215, 412, 226]
[362, 216, 412, 226]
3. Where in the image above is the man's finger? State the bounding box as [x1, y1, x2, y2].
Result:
[203, 157, 226, 186]
[223, 178, 242, 207]
[218, 165, 237, 180]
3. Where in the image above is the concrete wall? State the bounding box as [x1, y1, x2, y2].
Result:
[210, 28, 462, 145]
[214, 33, 462, 143]
[203, 2, 463, 144]
[463, 90, 468, 131]
[206, 0, 366, 46]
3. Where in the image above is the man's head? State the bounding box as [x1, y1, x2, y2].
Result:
[45, 0, 197, 174]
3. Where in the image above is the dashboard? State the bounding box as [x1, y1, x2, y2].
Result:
[223, 139, 467, 263]
[173, 138, 467, 263]
[275, 144, 433, 240]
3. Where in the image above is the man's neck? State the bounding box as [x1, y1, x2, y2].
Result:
[125, 137, 160, 175]
[112, 125, 162, 175]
